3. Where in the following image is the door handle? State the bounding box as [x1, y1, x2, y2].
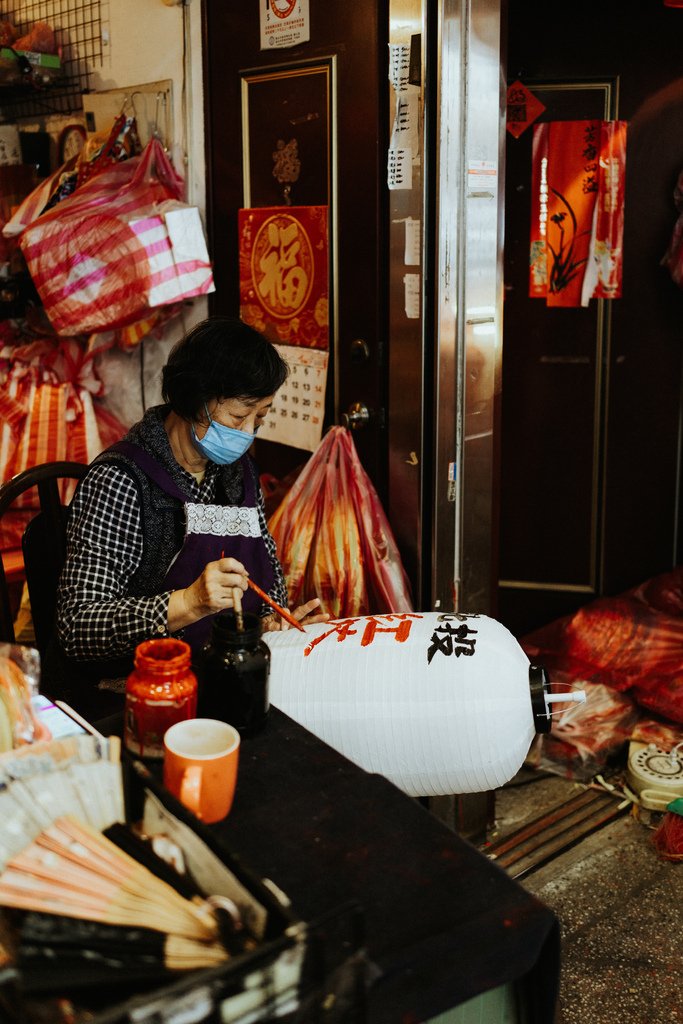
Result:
[341, 401, 371, 430]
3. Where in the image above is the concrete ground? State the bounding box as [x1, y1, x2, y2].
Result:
[488, 771, 682, 1024]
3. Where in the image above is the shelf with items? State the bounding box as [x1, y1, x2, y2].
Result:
[0, 46, 62, 87]
[0, 0, 102, 124]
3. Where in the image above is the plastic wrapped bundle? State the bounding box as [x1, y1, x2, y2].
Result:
[522, 567, 683, 725]
[268, 427, 413, 617]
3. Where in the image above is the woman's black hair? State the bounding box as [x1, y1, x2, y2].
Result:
[162, 316, 289, 420]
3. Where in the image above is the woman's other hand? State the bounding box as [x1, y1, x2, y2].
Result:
[261, 598, 329, 632]
[168, 556, 248, 630]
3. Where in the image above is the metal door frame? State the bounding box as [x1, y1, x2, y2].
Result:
[431, 0, 505, 614]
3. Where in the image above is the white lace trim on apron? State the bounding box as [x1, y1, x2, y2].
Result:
[185, 502, 261, 538]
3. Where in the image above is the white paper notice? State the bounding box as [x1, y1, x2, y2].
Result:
[262, 344, 328, 452]
[260, 0, 310, 50]
[390, 92, 419, 155]
[387, 43, 419, 191]
[165, 207, 211, 264]
[404, 217, 420, 265]
[388, 149, 412, 191]
[389, 43, 411, 93]
[467, 159, 498, 193]
[403, 273, 420, 319]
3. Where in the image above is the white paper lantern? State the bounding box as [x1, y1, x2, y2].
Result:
[265, 611, 581, 797]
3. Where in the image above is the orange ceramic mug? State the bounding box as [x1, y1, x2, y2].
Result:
[163, 718, 240, 824]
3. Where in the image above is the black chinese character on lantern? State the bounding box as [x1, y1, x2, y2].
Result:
[427, 620, 479, 665]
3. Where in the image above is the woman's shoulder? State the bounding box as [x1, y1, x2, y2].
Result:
[82, 455, 140, 489]
[70, 459, 142, 519]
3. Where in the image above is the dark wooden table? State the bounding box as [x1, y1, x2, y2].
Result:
[209, 708, 560, 1024]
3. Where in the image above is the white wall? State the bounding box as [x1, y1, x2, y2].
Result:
[91, 0, 208, 427]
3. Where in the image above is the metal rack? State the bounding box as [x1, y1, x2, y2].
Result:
[0, 0, 102, 121]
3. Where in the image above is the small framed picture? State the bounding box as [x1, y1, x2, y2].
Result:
[240, 57, 336, 210]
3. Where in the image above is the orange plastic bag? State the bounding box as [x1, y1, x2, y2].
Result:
[268, 426, 413, 617]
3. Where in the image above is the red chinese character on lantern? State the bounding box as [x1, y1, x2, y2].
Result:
[304, 614, 422, 657]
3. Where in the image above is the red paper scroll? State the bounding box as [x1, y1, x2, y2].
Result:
[529, 120, 627, 307]
[239, 206, 329, 350]
[585, 120, 627, 301]
[547, 120, 599, 308]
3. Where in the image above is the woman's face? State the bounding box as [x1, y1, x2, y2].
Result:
[194, 395, 276, 439]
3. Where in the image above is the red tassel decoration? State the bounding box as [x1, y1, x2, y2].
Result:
[652, 798, 683, 862]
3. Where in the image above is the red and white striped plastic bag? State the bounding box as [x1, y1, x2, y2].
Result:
[7, 381, 113, 508]
[128, 204, 215, 307]
[0, 369, 30, 477]
[7, 379, 70, 507]
[2, 155, 79, 238]
[19, 140, 185, 335]
[0, 365, 35, 554]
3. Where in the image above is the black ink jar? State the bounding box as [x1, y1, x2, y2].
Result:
[196, 610, 271, 736]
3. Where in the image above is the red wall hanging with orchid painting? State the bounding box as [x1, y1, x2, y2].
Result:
[529, 119, 627, 307]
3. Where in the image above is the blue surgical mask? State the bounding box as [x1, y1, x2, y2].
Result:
[192, 405, 255, 465]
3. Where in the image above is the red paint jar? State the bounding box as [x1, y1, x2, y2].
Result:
[124, 638, 197, 759]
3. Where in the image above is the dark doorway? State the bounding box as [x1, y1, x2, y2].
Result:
[499, 1, 683, 637]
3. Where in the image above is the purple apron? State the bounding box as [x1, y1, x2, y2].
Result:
[112, 441, 274, 654]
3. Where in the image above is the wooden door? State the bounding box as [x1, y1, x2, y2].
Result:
[499, 81, 615, 635]
[202, 1, 389, 493]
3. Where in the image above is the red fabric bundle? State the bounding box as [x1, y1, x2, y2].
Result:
[522, 567, 683, 725]
[0, 337, 127, 513]
[527, 680, 639, 781]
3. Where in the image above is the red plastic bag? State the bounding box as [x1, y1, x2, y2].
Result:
[522, 567, 683, 725]
[268, 427, 413, 617]
[14, 21, 56, 54]
[20, 139, 185, 335]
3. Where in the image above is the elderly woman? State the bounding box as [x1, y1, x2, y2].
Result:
[50, 316, 325, 715]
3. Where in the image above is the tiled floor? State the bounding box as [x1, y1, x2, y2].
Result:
[489, 772, 682, 1024]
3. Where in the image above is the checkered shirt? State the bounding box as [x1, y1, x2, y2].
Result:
[57, 458, 288, 660]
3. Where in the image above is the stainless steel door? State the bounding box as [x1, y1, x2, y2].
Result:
[387, 0, 505, 614]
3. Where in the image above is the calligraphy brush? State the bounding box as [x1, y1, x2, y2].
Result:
[247, 578, 306, 632]
[220, 550, 245, 632]
[220, 550, 305, 631]
[232, 585, 245, 633]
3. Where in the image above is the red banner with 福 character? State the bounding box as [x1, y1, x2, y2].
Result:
[238, 205, 329, 350]
[238, 206, 330, 452]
